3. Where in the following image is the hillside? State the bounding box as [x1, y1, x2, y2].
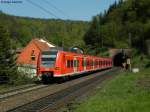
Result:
[0, 11, 89, 48]
[84, 0, 150, 55]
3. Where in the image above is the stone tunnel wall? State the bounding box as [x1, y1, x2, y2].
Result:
[108, 48, 131, 67]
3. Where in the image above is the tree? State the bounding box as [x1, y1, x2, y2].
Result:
[84, 16, 101, 48]
[83, 0, 150, 55]
[0, 25, 18, 84]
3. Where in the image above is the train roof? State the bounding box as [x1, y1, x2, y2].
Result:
[42, 47, 112, 60]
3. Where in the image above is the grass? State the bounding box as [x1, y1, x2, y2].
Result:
[74, 68, 150, 112]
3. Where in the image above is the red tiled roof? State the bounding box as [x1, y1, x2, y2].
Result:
[30, 38, 50, 51]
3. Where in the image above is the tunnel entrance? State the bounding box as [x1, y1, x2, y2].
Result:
[113, 52, 127, 67]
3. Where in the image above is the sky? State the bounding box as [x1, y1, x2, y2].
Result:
[0, 0, 118, 21]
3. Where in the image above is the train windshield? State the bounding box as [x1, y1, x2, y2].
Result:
[41, 50, 58, 67]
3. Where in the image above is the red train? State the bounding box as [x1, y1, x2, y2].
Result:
[37, 48, 112, 83]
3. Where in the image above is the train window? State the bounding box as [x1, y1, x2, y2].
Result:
[90, 60, 92, 66]
[82, 59, 86, 67]
[75, 60, 78, 67]
[83, 60, 85, 67]
[71, 60, 73, 67]
[82, 60, 84, 66]
[66, 60, 70, 68]
[91, 60, 94, 66]
[73, 60, 77, 67]
[41, 50, 57, 67]
[90, 60, 91, 66]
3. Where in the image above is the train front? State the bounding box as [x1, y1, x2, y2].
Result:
[38, 50, 58, 83]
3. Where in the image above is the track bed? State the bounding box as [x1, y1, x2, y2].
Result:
[4, 68, 120, 112]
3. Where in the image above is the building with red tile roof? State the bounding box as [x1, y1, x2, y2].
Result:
[16, 38, 56, 78]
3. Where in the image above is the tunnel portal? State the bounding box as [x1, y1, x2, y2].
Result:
[113, 52, 127, 67]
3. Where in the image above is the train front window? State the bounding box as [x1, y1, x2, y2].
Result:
[41, 51, 58, 67]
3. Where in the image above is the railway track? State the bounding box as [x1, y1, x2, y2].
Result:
[0, 84, 48, 100]
[7, 68, 120, 112]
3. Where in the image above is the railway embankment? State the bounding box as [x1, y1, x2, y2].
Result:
[72, 68, 150, 112]
[0, 68, 117, 112]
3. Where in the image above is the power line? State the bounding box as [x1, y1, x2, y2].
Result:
[26, 0, 59, 18]
[43, 0, 70, 19]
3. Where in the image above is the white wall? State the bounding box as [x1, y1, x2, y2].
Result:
[17, 64, 37, 79]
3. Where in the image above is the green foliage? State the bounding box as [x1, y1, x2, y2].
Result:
[0, 25, 17, 83]
[0, 24, 32, 85]
[84, 0, 150, 55]
[0, 12, 89, 48]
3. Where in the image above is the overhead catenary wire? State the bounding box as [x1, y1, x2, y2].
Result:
[26, 0, 59, 19]
[43, 0, 70, 19]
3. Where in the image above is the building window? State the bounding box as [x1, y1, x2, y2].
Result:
[31, 55, 36, 61]
[31, 50, 36, 61]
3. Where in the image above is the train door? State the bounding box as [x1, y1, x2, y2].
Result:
[73, 57, 78, 72]
[65, 56, 70, 74]
[93, 59, 95, 70]
[83, 57, 86, 71]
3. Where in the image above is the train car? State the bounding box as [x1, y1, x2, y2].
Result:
[37, 49, 112, 83]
